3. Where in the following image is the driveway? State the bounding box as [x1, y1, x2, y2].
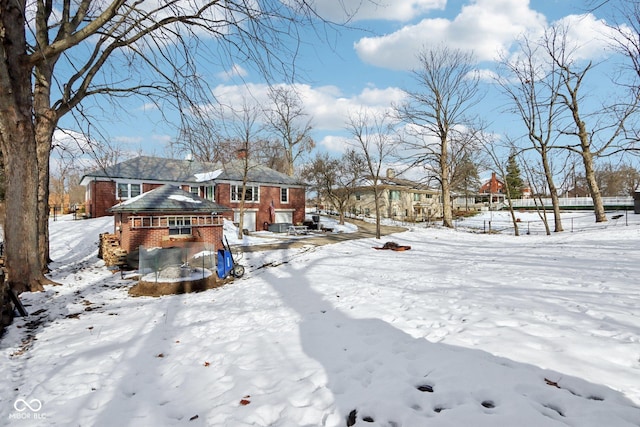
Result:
[239, 218, 408, 253]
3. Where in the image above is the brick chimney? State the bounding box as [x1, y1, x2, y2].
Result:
[236, 148, 248, 159]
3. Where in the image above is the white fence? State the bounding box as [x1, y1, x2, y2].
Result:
[509, 196, 633, 209]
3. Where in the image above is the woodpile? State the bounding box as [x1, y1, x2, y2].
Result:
[99, 233, 128, 267]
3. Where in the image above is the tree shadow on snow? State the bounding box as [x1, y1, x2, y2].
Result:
[261, 256, 640, 427]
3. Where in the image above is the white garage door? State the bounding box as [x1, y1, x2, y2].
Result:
[234, 210, 257, 232]
[275, 211, 293, 223]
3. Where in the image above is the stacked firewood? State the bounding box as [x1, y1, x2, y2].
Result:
[99, 233, 128, 267]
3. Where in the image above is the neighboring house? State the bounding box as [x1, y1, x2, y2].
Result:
[80, 155, 306, 232]
[109, 184, 230, 253]
[478, 172, 506, 207]
[346, 169, 442, 222]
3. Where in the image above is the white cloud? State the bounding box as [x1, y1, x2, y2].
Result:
[475, 68, 499, 83]
[355, 1, 626, 72]
[318, 134, 351, 152]
[113, 136, 144, 145]
[207, 82, 405, 132]
[152, 134, 172, 144]
[354, 0, 548, 69]
[138, 102, 159, 112]
[551, 14, 619, 61]
[303, 0, 446, 22]
[216, 63, 248, 81]
[52, 129, 91, 152]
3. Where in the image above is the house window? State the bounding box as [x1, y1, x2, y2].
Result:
[203, 186, 214, 201]
[280, 187, 289, 203]
[390, 190, 400, 201]
[190, 185, 215, 201]
[413, 193, 421, 201]
[355, 193, 361, 201]
[117, 182, 141, 199]
[168, 216, 192, 235]
[231, 184, 259, 202]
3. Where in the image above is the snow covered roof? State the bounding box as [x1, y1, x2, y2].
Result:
[108, 184, 230, 214]
[81, 155, 305, 187]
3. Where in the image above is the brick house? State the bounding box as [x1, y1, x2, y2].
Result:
[109, 184, 230, 253]
[80, 155, 307, 233]
[479, 172, 506, 207]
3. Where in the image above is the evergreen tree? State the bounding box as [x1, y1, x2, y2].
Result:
[505, 154, 524, 199]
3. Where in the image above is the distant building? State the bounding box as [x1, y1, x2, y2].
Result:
[478, 172, 506, 208]
[80, 155, 306, 232]
[345, 169, 442, 222]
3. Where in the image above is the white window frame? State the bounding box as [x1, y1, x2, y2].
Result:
[231, 184, 259, 202]
[168, 216, 192, 235]
[116, 182, 142, 199]
[280, 187, 289, 204]
[203, 185, 214, 201]
[189, 185, 215, 201]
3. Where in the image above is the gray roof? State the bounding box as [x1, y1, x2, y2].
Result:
[82, 155, 305, 186]
[108, 184, 230, 214]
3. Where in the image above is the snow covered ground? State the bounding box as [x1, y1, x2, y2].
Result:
[0, 211, 639, 426]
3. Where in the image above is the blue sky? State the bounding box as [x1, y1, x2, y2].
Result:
[55, 0, 633, 171]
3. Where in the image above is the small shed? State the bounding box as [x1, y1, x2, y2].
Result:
[108, 184, 231, 253]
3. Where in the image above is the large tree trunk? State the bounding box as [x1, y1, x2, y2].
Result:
[33, 62, 58, 271]
[580, 142, 607, 223]
[441, 137, 453, 228]
[3, 132, 46, 294]
[36, 126, 53, 271]
[373, 187, 381, 239]
[0, 0, 52, 293]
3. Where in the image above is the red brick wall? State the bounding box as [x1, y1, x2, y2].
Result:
[144, 183, 163, 192]
[216, 183, 306, 226]
[89, 180, 306, 224]
[290, 187, 306, 224]
[116, 213, 224, 253]
[87, 180, 117, 218]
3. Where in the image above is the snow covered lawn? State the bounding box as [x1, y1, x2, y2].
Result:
[1, 212, 639, 426]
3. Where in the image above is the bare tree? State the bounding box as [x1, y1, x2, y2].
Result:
[483, 140, 524, 235]
[252, 138, 290, 174]
[266, 86, 315, 176]
[594, 161, 640, 195]
[591, 0, 640, 80]
[496, 36, 565, 232]
[451, 150, 482, 211]
[347, 110, 397, 239]
[0, 0, 358, 293]
[171, 118, 224, 163]
[521, 159, 553, 235]
[545, 24, 639, 223]
[215, 100, 266, 240]
[302, 149, 366, 225]
[395, 45, 483, 228]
